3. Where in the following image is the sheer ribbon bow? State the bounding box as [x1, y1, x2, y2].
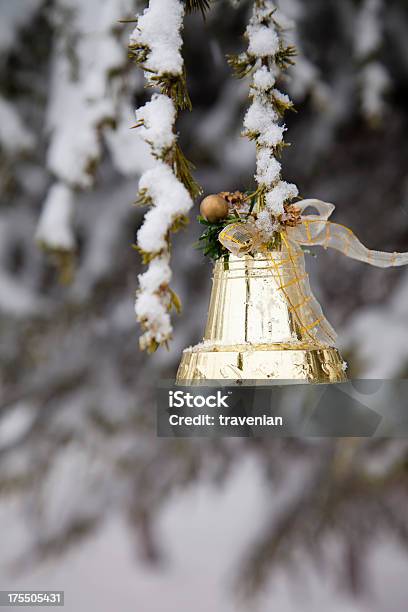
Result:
[218, 200, 408, 346]
[220, 199, 408, 268]
[285, 199, 408, 267]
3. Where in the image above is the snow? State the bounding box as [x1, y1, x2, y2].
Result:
[135, 94, 176, 156]
[105, 106, 156, 176]
[289, 56, 320, 100]
[343, 271, 408, 378]
[354, 0, 382, 60]
[255, 148, 281, 186]
[265, 181, 299, 215]
[275, 0, 327, 106]
[138, 255, 172, 293]
[2, 3, 408, 606]
[255, 209, 279, 238]
[130, 0, 185, 77]
[273, 88, 292, 106]
[46, 51, 113, 189]
[0, 457, 383, 612]
[247, 24, 280, 57]
[45, 0, 127, 189]
[130, 0, 191, 348]
[35, 0, 135, 251]
[243, 99, 278, 135]
[353, 0, 389, 121]
[0, 272, 45, 317]
[361, 61, 390, 120]
[133, 93, 192, 348]
[137, 162, 192, 253]
[0, 96, 34, 154]
[36, 183, 75, 251]
[135, 291, 172, 344]
[243, 2, 299, 224]
[242, 97, 287, 149]
[252, 66, 276, 91]
[259, 123, 287, 148]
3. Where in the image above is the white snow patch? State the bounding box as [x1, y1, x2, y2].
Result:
[0, 96, 35, 154]
[137, 162, 192, 253]
[243, 99, 278, 134]
[255, 148, 281, 187]
[354, 0, 382, 60]
[135, 94, 176, 156]
[361, 62, 390, 120]
[138, 256, 172, 293]
[247, 24, 280, 57]
[255, 210, 279, 239]
[252, 66, 276, 91]
[130, 0, 185, 76]
[36, 183, 75, 251]
[265, 181, 299, 215]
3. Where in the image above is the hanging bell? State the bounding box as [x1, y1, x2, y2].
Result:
[176, 248, 347, 383]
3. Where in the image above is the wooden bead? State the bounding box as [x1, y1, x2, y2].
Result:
[200, 195, 229, 223]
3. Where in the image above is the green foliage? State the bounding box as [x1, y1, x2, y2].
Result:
[275, 44, 297, 70]
[195, 216, 231, 261]
[272, 91, 295, 116]
[174, 145, 202, 199]
[227, 53, 256, 79]
[195, 191, 260, 262]
[168, 287, 182, 314]
[135, 188, 153, 207]
[169, 214, 190, 234]
[128, 42, 149, 64]
[127, 15, 201, 209]
[149, 70, 192, 111]
[132, 244, 161, 264]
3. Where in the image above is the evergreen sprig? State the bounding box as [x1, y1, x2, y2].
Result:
[195, 191, 260, 262]
[128, 42, 149, 64]
[195, 216, 233, 261]
[227, 53, 256, 79]
[174, 145, 202, 199]
[149, 70, 192, 111]
[275, 45, 297, 70]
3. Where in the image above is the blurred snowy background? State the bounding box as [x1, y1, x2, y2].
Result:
[1, 0, 408, 610]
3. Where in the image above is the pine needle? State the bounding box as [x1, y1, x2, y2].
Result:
[184, 0, 212, 18]
[149, 71, 192, 111]
[174, 145, 202, 199]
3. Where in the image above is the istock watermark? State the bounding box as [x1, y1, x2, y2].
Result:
[157, 380, 408, 438]
[168, 390, 231, 408]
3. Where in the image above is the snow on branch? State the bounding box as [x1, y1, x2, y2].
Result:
[130, 0, 198, 352]
[229, 0, 298, 234]
[129, 0, 192, 111]
[35, 0, 132, 259]
[36, 183, 75, 252]
[129, 0, 184, 77]
[0, 96, 35, 155]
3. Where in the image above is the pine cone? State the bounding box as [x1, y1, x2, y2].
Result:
[282, 203, 302, 227]
[218, 191, 245, 206]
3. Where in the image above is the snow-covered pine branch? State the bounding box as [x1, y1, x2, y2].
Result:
[130, 0, 198, 352]
[229, 0, 299, 239]
[35, 0, 134, 270]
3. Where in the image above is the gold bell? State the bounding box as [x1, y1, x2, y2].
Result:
[176, 248, 347, 384]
